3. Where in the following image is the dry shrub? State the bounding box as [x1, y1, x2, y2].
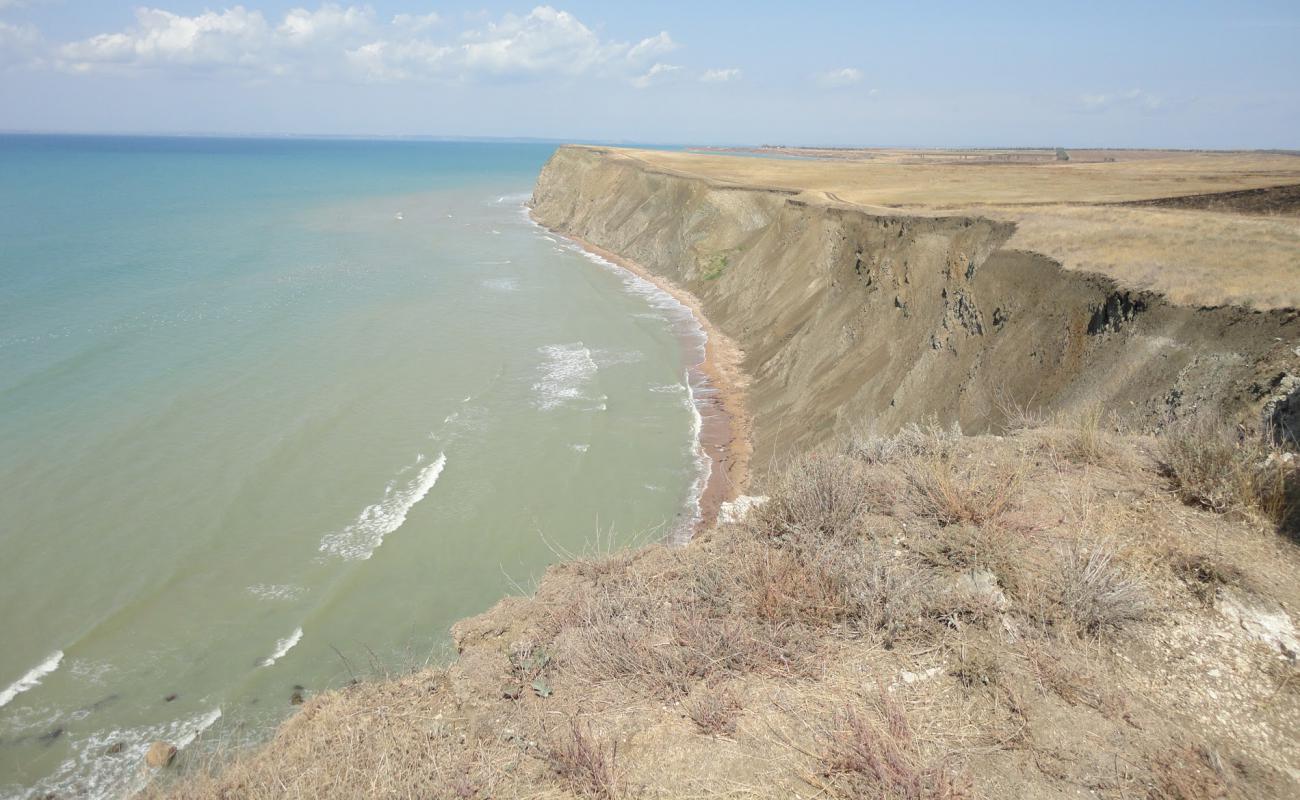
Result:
[563, 574, 807, 699]
[995, 393, 1048, 433]
[815, 690, 970, 800]
[1056, 542, 1150, 634]
[544, 718, 621, 800]
[755, 452, 877, 540]
[847, 419, 964, 465]
[1148, 744, 1229, 800]
[904, 456, 1020, 528]
[1055, 404, 1113, 465]
[1158, 418, 1296, 527]
[949, 642, 1001, 690]
[684, 684, 742, 736]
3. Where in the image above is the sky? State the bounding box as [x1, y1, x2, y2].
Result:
[0, 1, 1297, 147]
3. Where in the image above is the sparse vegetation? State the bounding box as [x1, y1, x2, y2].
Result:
[544, 719, 621, 800]
[1055, 541, 1150, 634]
[152, 420, 1300, 799]
[700, 253, 729, 280]
[684, 683, 743, 736]
[1158, 417, 1297, 529]
[814, 690, 971, 800]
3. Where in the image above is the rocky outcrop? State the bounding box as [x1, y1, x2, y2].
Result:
[531, 146, 1300, 461]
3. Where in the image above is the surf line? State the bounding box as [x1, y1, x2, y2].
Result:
[525, 211, 752, 541]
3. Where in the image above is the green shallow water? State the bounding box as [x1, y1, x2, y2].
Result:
[0, 136, 705, 798]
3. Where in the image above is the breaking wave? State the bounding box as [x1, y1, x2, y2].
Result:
[0, 650, 63, 709]
[318, 452, 448, 560]
[532, 342, 600, 411]
[259, 627, 303, 668]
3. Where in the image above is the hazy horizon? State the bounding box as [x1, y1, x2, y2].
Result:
[1, 2, 1298, 149]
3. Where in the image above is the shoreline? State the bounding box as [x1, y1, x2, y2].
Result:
[530, 214, 752, 536]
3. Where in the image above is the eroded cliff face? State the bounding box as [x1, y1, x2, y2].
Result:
[531, 146, 1300, 462]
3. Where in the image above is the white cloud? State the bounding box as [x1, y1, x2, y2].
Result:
[57, 7, 276, 73]
[352, 5, 677, 84]
[631, 61, 682, 89]
[817, 67, 863, 87]
[42, 4, 683, 85]
[1080, 88, 1165, 113]
[700, 67, 741, 83]
[278, 4, 375, 46]
[391, 12, 441, 33]
[626, 31, 675, 63]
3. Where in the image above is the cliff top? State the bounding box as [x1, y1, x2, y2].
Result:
[576, 146, 1300, 309]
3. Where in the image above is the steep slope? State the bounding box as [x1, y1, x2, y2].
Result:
[531, 146, 1300, 462]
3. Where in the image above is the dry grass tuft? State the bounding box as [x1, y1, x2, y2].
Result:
[1157, 418, 1297, 530]
[756, 452, 877, 539]
[814, 690, 971, 800]
[1054, 404, 1114, 465]
[684, 684, 743, 737]
[847, 419, 964, 465]
[1148, 744, 1230, 800]
[1056, 542, 1150, 634]
[544, 718, 621, 800]
[561, 568, 809, 699]
[904, 457, 1021, 528]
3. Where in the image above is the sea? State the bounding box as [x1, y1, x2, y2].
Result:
[0, 135, 707, 798]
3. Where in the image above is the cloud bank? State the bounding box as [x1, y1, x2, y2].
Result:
[42, 4, 679, 86]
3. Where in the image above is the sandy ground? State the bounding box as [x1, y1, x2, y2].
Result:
[532, 216, 753, 534]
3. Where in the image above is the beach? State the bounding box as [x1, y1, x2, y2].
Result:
[534, 222, 753, 533]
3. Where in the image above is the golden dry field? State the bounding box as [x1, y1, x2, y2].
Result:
[620, 147, 1300, 308]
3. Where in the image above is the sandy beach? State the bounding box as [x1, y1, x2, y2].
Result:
[532, 217, 753, 535]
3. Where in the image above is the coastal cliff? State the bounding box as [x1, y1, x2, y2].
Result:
[154, 149, 1300, 800]
[531, 145, 1300, 464]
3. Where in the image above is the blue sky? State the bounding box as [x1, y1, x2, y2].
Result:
[1, 1, 1297, 147]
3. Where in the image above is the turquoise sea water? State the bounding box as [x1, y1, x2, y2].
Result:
[0, 136, 706, 798]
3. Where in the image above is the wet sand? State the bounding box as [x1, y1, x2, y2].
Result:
[532, 217, 752, 536]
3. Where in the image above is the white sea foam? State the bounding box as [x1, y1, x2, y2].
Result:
[569, 443, 590, 453]
[319, 452, 448, 560]
[650, 382, 687, 394]
[532, 343, 599, 411]
[678, 369, 713, 545]
[247, 583, 305, 602]
[0, 650, 62, 709]
[522, 204, 712, 544]
[259, 627, 303, 667]
[25, 708, 222, 800]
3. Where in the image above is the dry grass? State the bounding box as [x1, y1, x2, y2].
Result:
[812, 689, 971, 800]
[150, 422, 1300, 800]
[621, 147, 1300, 208]
[903, 457, 1021, 528]
[544, 718, 621, 800]
[140, 674, 516, 800]
[1052, 404, 1113, 465]
[612, 147, 1300, 308]
[995, 205, 1300, 309]
[684, 684, 743, 736]
[1147, 745, 1230, 800]
[1055, 541, 1151, 634]
[1158, 418, 1297, 528]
